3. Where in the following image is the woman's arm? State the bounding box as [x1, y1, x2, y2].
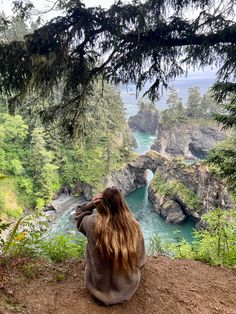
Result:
[75, 201, 95, 235]
[75, 194, 103, 236]
[76, 201, 95, 213]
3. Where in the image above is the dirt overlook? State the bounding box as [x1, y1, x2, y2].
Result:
[0, 255, 236, 314]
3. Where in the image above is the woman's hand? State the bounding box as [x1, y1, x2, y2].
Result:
[92, 193, 103, 205]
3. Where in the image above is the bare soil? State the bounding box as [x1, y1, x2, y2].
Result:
[0, 256, 236, 314]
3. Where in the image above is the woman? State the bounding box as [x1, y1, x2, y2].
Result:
[75, 186, 145, 306]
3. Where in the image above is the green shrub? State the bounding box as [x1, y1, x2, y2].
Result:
[151, 172, 202, 212]
[0, 177, 23, 218]
[167, 208, 236, 266]
[5, 207, 23, 218]
[148, 234, 166, 255]
[0, 214, 86, 263]
[41, 235, 86, 262]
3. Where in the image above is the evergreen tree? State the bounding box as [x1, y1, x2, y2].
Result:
[162, 87, 186, 125]
[1, 16, 29, 42]
[200, 90, 222, 119]
[186, 87, 203, 119]
[28, 127, 60, 208]
[213, 88, 236, 129]
[208, 136, 236, 197]
[137, 98, 156, 111]
[0, 113, 28, 175]
[0, 0, 236, 136]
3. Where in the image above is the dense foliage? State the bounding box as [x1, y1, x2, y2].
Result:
[149, 208, 236, 267]
[170, 209, 236, 266]
[0, 0, 235, 137]
[0, 215, 86, 262]
[208, 136, 236, 197]
[161, 87, 222, 126]
[0, 82, 134, 216]
[151, 171, 202, 212]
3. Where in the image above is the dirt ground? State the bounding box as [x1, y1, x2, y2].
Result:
[0, 255, 236, 314]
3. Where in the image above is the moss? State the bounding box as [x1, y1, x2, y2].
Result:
[170, 181, 202, 212]
[146, 150, 163, 160]
[21, 263, 41, 279]
[151, 172, 202, 212]
[150, 172, 173, 197]
[54, 272, 65, 282]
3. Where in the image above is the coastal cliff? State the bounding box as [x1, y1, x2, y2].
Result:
[128, 107, 160, 134]
[147, 155, 234, 225]
[151, 122, 226, 159]
[128, 107, 226, 160]
[73, 151, 234, 225]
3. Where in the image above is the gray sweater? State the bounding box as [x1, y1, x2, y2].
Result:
[75, 202, 146, 305]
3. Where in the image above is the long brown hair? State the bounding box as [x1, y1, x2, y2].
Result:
[95, 186, 142, 274]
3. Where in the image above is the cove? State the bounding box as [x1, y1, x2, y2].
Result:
[48, 130, 195, 245]
[127, 131, 195, 245]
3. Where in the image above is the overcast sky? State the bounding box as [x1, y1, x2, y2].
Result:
[0, 0, 218, 77]
[1, 0, 117, 20]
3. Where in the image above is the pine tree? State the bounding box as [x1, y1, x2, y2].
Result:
[137, 98, 156, 111]
[162, 87, 186, 125]
[28, 127, 59, 208]
[195, 89, 222, 120]
[186, 87, 202, 119]
[0, 0, 236, 136]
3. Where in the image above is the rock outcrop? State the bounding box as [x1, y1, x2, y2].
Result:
[74, 162, 148, 200]
[70, 150, 234, 225]
[151, 122, 226, 159]
[128, 107, 160, 133]
[148, 187, 186, 224]
[105, 164, 147, 196]
[144, 151, 234, 224]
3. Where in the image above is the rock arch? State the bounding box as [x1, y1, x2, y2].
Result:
[108, 150, 234, 224]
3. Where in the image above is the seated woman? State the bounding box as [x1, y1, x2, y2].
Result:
[75, 186, 145, 306]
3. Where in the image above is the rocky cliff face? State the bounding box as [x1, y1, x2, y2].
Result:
[74, 162, 148, 200]
[147, 153, 235, 225]
[128, 107, 160, 133]
[151, 122, 226, 159]
[71, 150, 235, 226]
[113, 151, 234, 225]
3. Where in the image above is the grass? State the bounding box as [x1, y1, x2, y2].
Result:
[21, 263, 41, 279]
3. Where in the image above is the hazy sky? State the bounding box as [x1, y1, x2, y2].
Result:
[1, 0, 117, 19]
[0, 0, 218, 78]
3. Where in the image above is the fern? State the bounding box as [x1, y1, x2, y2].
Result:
[0, 219, 12, 234]
[2, 216, 25, 255]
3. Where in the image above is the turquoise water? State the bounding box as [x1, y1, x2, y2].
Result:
[129, 131, 196, 245]
[49, 72, 214, 243]
[132, 131, 156, 154]
[120, 71, 215, 243]
[126, 180, 195, 245]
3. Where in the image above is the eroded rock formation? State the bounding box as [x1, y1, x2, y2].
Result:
[151, 123, 226, 159]
[72, 150, 234, 225]
[128, 107, 160, 133]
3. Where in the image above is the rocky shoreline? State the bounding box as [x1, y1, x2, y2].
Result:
[46, 107, 233, 228]
[128, 106, 227, 160]
[69, 150, 235, 226]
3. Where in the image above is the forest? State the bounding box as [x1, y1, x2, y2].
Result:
[0, 0, 236, 275]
